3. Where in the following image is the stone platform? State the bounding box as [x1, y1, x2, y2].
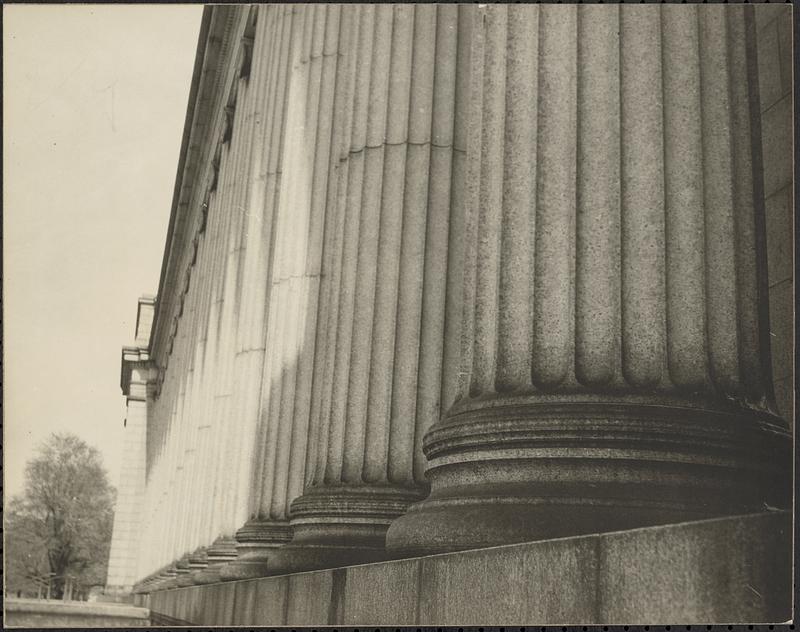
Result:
[137, 511, 792, 625]
[4, 599, 150, 628]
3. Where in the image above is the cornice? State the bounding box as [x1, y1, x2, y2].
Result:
[120, 345, 156, 399]
[148, 6, 251, 397]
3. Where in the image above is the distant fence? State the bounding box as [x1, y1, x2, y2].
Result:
[17, 572, 90, 601]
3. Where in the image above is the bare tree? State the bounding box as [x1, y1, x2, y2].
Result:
[6, 433, 116, 599]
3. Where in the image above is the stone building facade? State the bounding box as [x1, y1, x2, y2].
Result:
[107, 4, 794, 623]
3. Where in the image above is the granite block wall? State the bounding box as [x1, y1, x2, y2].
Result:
[756, 4, 794, 425]
[140, 512, 792, 625]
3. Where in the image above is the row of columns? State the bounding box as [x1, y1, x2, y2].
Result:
[135, 6, 268, 583]
[131, 3, 789, 593]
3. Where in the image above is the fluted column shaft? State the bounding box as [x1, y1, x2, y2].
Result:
[221, 6, 301, 580]
[387, 4, 790, 555]
[229, 4, 344, 576]
[223, 5, 331, 580]
[271, 4, 470, 574]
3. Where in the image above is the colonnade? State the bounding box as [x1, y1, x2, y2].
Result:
[118, 3, 790, 593]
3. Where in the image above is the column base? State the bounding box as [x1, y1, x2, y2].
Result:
[267, 485, 426, 574]
[192, 537, 238, 584]
[177, 549, 208, 586]
[158, 567, 180, 590]
[218, 520, 292, 580]
[386, 394, 791, 556]
[135, 576, 157, 594]
[173, 555, 194, 587]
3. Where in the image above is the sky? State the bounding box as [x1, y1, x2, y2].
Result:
[4, 5, 203, 498]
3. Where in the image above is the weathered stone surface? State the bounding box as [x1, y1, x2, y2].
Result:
[765, 186, 793, 286]
[776, 9, 792, 92]
[754, 3, 789, 29]
[143, 512, 791, 625]
[228, 579, 255, 625]
[420, 533, 599, 624]
[285, 569, 335, 625]
[4, 599, 150, 628]
[761, 93, 792, 197]
[598, 512, 792, 623]
[248, 577, 289, 625]
[388, 396, 790, 555]
[754, 5, 792, 430]
[184, 585, 203, 624]
[757, 17, 784, 109]
[769, 279, 794, 383]
[343, 558, 419, 625]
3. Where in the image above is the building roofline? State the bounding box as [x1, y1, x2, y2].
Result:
[148, 7, 213, 356]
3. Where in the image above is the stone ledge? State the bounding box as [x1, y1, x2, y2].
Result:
[139, 511, 792, 625]
[4, 599, 150, 628]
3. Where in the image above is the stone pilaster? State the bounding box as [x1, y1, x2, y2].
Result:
[106, 297, 157, 596]
[387, 5, 790, 556]
[269, 4, 471, 574]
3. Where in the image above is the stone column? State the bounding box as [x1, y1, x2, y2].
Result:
[225, 4, 346, 578]
[191, 150, 233, 554]
[182, 8, 264, 562]
[270, 4, 471, 573]
[220, 5, 299, 579]
[387, 4, 791, 555]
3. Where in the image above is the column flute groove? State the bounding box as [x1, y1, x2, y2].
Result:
[249, 4, 294, 517]
[727, 6, 773, 405]
[268, 4, 324, 525]
[306, 4, 360, 492]
[575, 5, 619, 388]
[390, 3, 438, 485]
[662, 5, 706, 390]
[248, 5, 296, 529]
[322, 4, 374, 487]
[428, 5, 474, 482]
